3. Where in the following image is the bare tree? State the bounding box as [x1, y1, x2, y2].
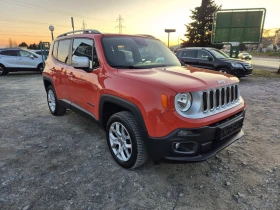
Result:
[8, 38, 13, 47]
[8, 38, 18, 48]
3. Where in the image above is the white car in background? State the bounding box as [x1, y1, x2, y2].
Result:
[32, 50, 49, 59]
[0, 48, 45, 76]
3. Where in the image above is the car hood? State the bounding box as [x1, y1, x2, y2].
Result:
[118, 66, 239, 93]
[218, 57, 250, 64]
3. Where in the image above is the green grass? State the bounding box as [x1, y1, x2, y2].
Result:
[250, 51, 280, 57]
[252, 69, 280, 78]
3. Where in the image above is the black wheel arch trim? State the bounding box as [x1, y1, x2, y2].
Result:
[42, 75, 54, 92]
[99, 94, 149, 137]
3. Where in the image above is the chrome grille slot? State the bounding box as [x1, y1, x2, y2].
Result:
[203, 92, 207, 111]
[226, 87, 230, 104]
[202, 84, 240, 114]
[209, 90, 214, 110]
[216, 89, 220, 108]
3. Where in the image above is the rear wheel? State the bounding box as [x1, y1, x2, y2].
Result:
[37, 63, 44, 73]
[0, 65, 7, 76]
[47, 86, 66, 116]
[106, 111, 148, 169]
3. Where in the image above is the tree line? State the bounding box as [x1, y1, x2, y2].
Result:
[8, 38, 41, 50]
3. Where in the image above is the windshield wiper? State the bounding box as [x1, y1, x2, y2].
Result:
[111, 65, 142, 69]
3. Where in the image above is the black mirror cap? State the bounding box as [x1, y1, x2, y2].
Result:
[208, 57, 213, 61]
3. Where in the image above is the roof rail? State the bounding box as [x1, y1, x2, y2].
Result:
[57, 29, 101, 38]
[135, 34, 156, 39]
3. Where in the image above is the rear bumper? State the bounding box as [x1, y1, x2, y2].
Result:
[145, 110, 245, 162]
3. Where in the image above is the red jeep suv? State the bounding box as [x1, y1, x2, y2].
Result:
[42, 30, 246, 169]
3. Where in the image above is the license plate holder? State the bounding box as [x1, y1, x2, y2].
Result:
[216, 118, 243, 141]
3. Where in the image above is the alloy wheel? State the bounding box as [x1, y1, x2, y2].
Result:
[109, 122, 132, 162]
[47, 89, 56, 112]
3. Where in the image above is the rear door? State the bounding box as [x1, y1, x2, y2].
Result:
[196, 50, 215, 70]
[0, 50, 19, 68]
[178, 49, 198, 66]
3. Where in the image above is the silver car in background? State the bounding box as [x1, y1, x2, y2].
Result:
[0, 48, 45, 76]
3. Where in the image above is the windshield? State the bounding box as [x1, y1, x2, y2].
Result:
[209, 49, 229, 59]
[102, 36, 181, 69]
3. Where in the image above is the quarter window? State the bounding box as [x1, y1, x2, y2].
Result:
[72, 38, 99, 69]
[57, 39, 71, 63]
[181, 50, 197, 58]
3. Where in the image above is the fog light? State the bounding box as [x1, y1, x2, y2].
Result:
[175, 143, 180, 149]
[177, 130, 193, 136]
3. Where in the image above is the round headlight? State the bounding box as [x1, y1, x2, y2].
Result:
[175, 93, 192, 112]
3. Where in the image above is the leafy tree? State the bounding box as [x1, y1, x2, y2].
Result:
[18, 42, 28, 48]
[182, 0, 220, 48]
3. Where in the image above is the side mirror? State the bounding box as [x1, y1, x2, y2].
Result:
[207, 57, 213, 61]
[30, 55, 34, 59]
[72, 56, 90, 69]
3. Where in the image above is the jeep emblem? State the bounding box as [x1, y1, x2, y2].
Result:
[217, 80, 226, 84]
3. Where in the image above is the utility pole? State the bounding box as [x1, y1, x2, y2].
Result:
[116, 15, 125, 34]
[81, 20, 87, 30]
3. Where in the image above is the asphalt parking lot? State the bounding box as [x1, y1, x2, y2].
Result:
[0, 73, 279, 210]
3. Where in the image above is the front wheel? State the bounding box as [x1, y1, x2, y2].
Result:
[47, 86, 66, 116]
[218, 68, 229, 74]
[106, 111, 148, 169]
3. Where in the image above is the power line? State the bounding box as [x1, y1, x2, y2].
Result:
[0, 0, 114, 22]
[0, 33, 50, 37]
[115, 15, 125, 34]
[0, 17, 70, 28]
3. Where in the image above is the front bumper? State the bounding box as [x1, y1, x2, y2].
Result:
[145, 110, 245, 162]
[231, 68, 253, 77]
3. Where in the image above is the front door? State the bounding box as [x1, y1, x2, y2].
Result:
[18, 50, 38, 69]
[67, 38, 100, 116]
[196, 50, 215, 70]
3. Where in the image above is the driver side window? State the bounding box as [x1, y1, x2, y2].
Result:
[198, 50, 212, 60]
[19, 51, 32, 57]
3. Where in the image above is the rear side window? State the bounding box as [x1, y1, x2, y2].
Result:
[181, 50, 197, 58]
[72, 38, 99, 69]
[57, 39, 71, 63]
[0, 50, 18, 56]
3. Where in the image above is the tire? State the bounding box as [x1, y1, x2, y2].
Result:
[0, 64, 7, 76]
[106, 111, 148, 169]
[218, 68, 229, 74]
[37, 63, 44, 73]
[46, 86, 66, 116]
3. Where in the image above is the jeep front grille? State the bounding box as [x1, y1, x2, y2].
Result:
[202, 84, 239, 112]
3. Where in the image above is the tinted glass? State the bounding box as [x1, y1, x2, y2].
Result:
[102, 36, 181, 69]
[57, 39, 71, 63]
[72, 38, 99, 68]
[19, 51, 32, 57]
[53, 42, 58, 59]
[197, 50, 212, 60]
[0, 50, 18, 56]
[209, 49, 229, 59]
[181, 50, 197, 58]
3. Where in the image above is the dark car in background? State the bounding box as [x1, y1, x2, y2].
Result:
[176, 47, 253, 77]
